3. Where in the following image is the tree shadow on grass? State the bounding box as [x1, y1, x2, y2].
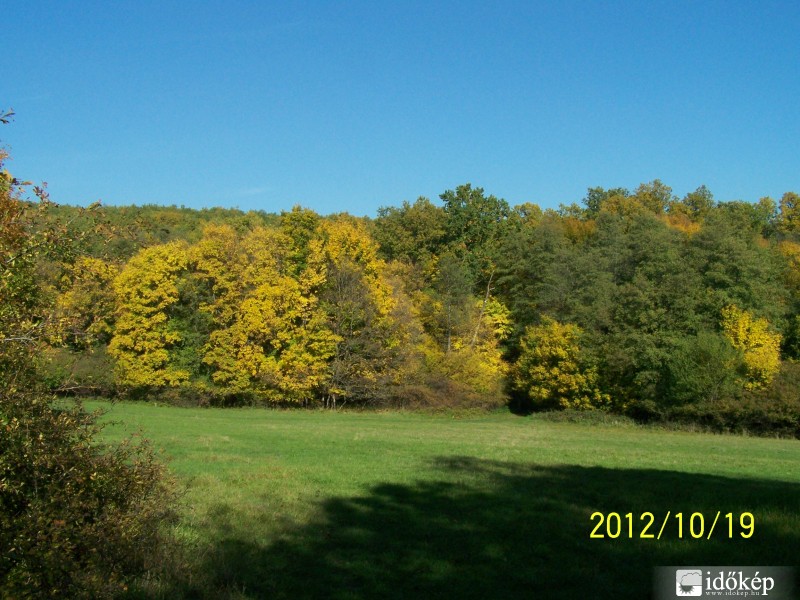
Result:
[199, 458, 800, 599]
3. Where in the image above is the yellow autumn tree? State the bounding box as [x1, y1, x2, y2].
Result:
[200, 226, 338, 403]
[54, 256, 119, 347]
[191, 223, 245, 327]
[203, 276, 338, 402]
[321, 217, 394, 317]
[778, 240, 800, 292]
[720, 304, 781, 390]
[108, 241, 190, 387]
[514, 318, 608, 410]
[413, 292, 510, 406]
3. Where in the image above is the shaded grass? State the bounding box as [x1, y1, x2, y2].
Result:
[93, 403, 800, 599]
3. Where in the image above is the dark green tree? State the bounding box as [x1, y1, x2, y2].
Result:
[0, 128, 179, 597]
[374, 197, 446, 266]
[675, 185, 715, 220]
[440, 183, 512, 290]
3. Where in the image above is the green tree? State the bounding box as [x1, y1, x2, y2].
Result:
[0, 133, 177, 597]
[495, 214, 582, 328]
[674, 185, 715, 221]
[690, 209, 788, 326]
[582, 186, 629, 217]
[280, 205, 322, 277]
[632, 179, 674, 215]
[440, 183, 512, 290]
[662, 331, 741, 405]
[374, 197, 446, 266]
[431, 252, 473, 354]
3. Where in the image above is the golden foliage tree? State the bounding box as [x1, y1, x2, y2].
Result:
[318, 218, 403, 404]
[200, 225, 338, 402]
[720, 304, 781, 390]
[513, 318, 608, 410]
[54, 257, 119, 347]
[108, 241, 190, 387]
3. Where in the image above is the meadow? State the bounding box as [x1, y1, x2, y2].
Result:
[95, 402, 800, 599]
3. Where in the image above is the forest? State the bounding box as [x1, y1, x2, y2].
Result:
[4, 136, 800, 597]
[24, 175, 800, 437]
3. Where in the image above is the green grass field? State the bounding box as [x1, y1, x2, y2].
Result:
[94, 402, 800, 599]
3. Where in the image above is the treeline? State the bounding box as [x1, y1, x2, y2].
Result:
[40, 182, 800, 435]
[44, 202, 508, 409]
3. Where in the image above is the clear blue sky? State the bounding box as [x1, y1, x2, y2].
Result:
[3, 1, 799, 216]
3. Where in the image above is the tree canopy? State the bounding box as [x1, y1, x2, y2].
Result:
[24, 176, 800, 435]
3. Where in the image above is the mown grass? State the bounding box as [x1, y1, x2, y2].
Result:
[93, 402, 800, 599]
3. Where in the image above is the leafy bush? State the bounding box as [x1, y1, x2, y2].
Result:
[389, 376, 505, 411]
[40, 346, 117, 396]
[0, 136, 181, 597]
[661, 331, 742, 406]
[534, 409, 637, 427]
[667, 397, 799, 438]
[0, 392, 180, 598]
[513, 319, 609, 410]
[665, 362, 800, 438]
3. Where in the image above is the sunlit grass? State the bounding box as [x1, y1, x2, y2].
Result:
[93, 402, 800, 599]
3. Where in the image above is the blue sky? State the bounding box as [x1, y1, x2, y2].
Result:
[3, 1, 799, 216]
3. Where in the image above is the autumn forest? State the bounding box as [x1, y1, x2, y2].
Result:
[25, 178, 800, 437]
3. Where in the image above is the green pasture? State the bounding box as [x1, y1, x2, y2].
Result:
[94, 402, 800, 599]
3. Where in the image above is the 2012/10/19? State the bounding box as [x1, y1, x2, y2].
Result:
[589, 511, 754, 539]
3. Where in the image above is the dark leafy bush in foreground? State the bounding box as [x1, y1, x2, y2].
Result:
[1, 136, 181, 598]
[0, 391, 180, 598]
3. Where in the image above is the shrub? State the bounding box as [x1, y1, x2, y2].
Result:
[40, 346, 117, 397]
[0, 137, 181, 597]
[0, 391, 180, 598]
[389, 376, 504, 411]
[661, 331, 742, 406]
[664, 362, 800, 438]
[667, 397, 799, 438]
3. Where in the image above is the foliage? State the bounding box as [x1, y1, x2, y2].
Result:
[0, 392, 178, 598]
[439, 183, 512, 290]
[203, 269, 337, 403]
[778, 191, 800, 234]
[666, 361, 800, 437]
[720, 304, 782, 389]
[0, 136, 179, 597]
[661, 331, 742, 406]
[513, 318, 608, 410]
[100, 211, 512, 408]
[108, 241, 191, 388]
[35, 202, 280, 261]
[41, 346, 117, 396]
[29, 169, 800, 430]
[672, 185, 715, 221]
[54, 257, 119, 348]
[374, 197, 446, 268]
[194, 224, 334, 403]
